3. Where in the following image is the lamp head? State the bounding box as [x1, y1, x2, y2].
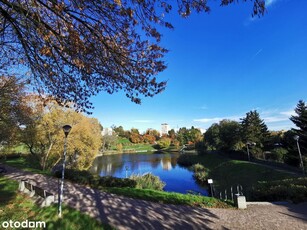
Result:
[62, 125, 72, 137]
[294, 135, 299, 141]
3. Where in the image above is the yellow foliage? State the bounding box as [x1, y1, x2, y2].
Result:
[24, 100, 102, 170]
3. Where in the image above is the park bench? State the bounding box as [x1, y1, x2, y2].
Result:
[19, 180, 56, 207]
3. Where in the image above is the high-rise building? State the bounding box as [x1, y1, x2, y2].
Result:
[102, 127, 113, 136]
[160, 123, 170, 136]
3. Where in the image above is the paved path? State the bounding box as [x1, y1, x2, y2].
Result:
[1, 164, 307, 230]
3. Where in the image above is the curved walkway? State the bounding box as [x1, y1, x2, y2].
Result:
[1, 164, 307, 230]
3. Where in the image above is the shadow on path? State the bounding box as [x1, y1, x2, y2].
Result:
[3, 164, 219, 229]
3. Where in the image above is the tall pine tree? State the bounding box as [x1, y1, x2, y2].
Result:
[290, 100, 307, 154]
[241, 110, 269, 158]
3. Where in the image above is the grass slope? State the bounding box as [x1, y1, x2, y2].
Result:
[103, 187, 231, 208]
[179, 152, 299, 198]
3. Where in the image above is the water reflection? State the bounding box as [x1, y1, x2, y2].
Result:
[89, 152, 208, 195]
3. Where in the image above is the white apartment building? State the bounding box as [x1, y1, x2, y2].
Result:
[160, 123, 170, 136]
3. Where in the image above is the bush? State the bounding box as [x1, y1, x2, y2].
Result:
[191, 163, 206, 173]
[251, 177, 307, 203]
[99, 176, 136, 188]
[193, 171, 207, 185]
[54, 169, 96, 185]
[54, 169, 136, 188]
[270, 147, 288, 162]
[190, 163, 208, 185]
[0, 152, 23, 160]
[130, 173, 165, 190]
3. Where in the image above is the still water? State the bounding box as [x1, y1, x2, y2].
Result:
[89, 152, 209, 195]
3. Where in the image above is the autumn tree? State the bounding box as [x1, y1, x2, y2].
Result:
[21, 100, 102, 170]
[0, 0, 266, 112]
[0, 76, 31, 147]
[157, 136, 171, 149]
[143, 134, 156, 144]
[146, 128, 160, 140]
[129, 128, 143, 143]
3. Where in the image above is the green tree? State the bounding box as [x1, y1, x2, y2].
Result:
[0, 0, 265, 111]
[112, 125, 126, 138]
[219, 120, 243, 151]
[203, 123, 221, 150]
[282, 130, 301, 167]
[290, 100, 307, 154]
[241, 110, 269, 158]
[203, 120, 242, 151]
[189, 126, 203, 144]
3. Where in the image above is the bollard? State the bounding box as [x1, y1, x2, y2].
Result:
[234, 194, 247, 209]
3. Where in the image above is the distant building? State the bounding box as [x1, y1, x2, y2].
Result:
[160, 123, 170, 136]
[197, 128, 206, 134]
[102, 127, 113, 136]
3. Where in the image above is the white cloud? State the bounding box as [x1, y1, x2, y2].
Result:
[265, 0, 279, 7]
[263, 116, 288, 123]
[261, 109, 295, 123]
[194, 107, 295, 131]
[194, 116, 241, 123]
[280, 110, 295, 117]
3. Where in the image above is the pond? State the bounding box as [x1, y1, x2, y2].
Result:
[89, 152, 209, 195]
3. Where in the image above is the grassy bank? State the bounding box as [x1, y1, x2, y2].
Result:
[0, 176, 113, 230]
[0, 156, 50, 175]
[103, 187, 231, 208]
[178, 152, 300, 199]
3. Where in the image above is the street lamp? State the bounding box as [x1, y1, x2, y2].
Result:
[58, 125, 72, 218]
[294, 135, 305, 175]
[207, 179, 214, 197]
[246, 142, 256, 161]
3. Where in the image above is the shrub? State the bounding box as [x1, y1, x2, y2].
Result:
[54, 169, 96, 185]
[189, 163, 208, 186]
[54, 169, 136, 188]
[130, 173, 165, 191]
[99, 176, 136, 188]
[251, 177, 307, 203]
[0, 152, 23, 160]
[191, 163, 206, 173]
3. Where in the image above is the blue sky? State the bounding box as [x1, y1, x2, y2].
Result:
[91, 0, 307, 133]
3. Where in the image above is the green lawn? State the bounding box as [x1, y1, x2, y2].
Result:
[178, 152, 299, 199]
[0, 176, 114, 230]
[0, 156, 50, 175]
[103, 187, 232, 208]
[122, 143, 156, 152]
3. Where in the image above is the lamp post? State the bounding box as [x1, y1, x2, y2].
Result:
[207, 179, 213, 197]
[58, 125, 72, 218]
[294, 135, 305, 175]
[246, 142, 256, 161]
